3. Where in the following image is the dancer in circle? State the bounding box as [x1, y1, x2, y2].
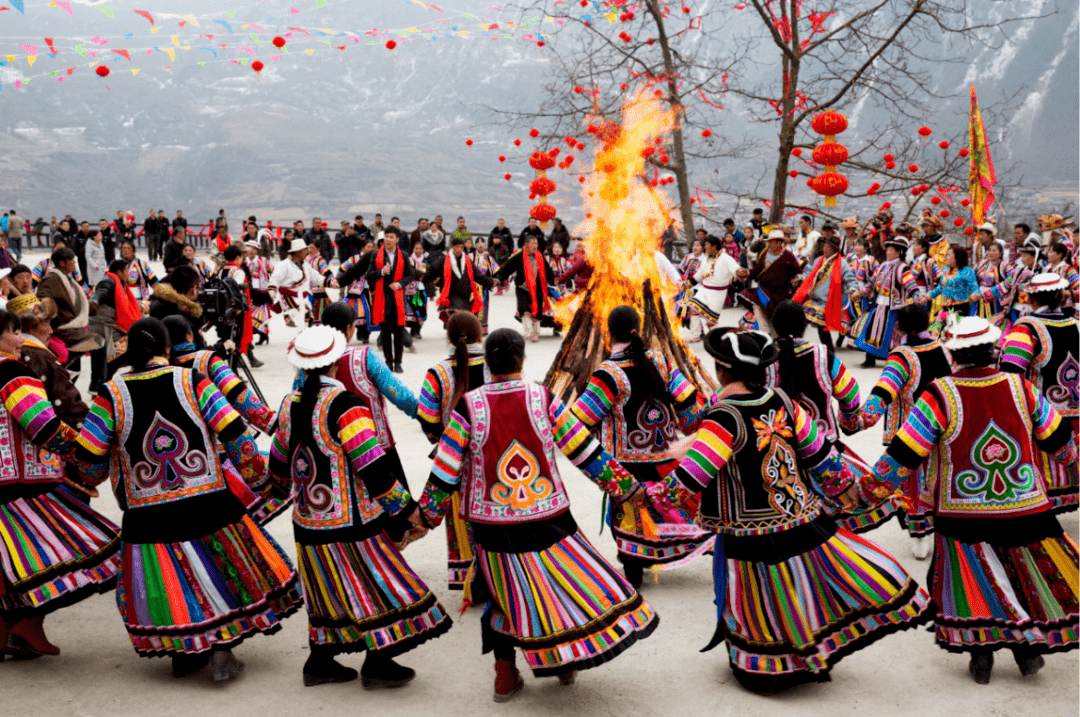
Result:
[570, 306, 708, 587]
[840, 303, 953, 559]
[417, 312, 488, 593]
[648, 328, 931, 694]
[0, 308, 120, 658]
[74, 318, 301, 681]
[871, 316, 1078, 684]
[418, 329, 658, 702]
[272, 325, 451, 687]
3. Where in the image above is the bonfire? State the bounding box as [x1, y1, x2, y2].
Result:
[543, 94, 718, 402]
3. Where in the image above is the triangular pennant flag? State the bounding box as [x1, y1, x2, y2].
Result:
[131, 68, 139, 75]
[151, 27, 163, 34]
[226, 9, 237, 17]
[197, 60, 206, 67]
[98, 4, 114, 19]
[10, 0, 23, 14]
[171, 35, 180, 47]
[20, 44, 38, 55]
[289, 6, 300, 14]
[134, 10, 154, 25]
[180, 15, 199, 27]
[111, 49, 131, 61]
[55, 1, 73, 15]
[44, 38, 57, 55]
[26, 55, 36, 67]
[162, 48, 175, 61]
[66, 66, 75, 75]
[316, 0, 328, 6]
[74, 44, 88, 58]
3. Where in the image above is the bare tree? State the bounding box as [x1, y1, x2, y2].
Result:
[492, 0, 753, 250]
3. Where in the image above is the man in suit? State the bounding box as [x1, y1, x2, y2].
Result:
[366, 227, 414, 373]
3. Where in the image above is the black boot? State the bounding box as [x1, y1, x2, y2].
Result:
[360, 651, 416, 689]
[171, 652, 210, 677]
[303, 652, 359, 687]
[1012, 647, 1045, 677]
[246, 348, 264, 368]
[622, 560, 644, 590]
[968, 650, 993, 684]
[859, 354, 876, 369]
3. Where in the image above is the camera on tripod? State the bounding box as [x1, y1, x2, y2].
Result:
[199, 275, 250, 339]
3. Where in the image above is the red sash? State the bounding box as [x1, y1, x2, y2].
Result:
[109, 271, 142, 332]
[372, 247, 406, 326]
[522, 250, 550, 316]
[792, 254, 843, 331]
[438, 253, 484, 315]
[224, 261, 254, 353]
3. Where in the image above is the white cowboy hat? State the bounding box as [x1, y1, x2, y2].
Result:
[287, 326, 347, 370]
[288, 238, 308, 254]
[942, 316, 1002, 350]
[1025, 272, 1069, 294]
[977, 223, 997, 235]
[243, 239, 261, 250]
[767, 229, 785, 240]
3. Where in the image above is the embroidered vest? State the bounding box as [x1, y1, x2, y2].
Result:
[698, 390, 823, 536]
[0, 363, 64, 486]
[336, 347, 395, 449]
[883, 341, 953, 443]
[287, 386, 383, 531]
[461, 381, 570, 525]
[1014, 313, 1079, 419]
[930, 370, 1051, 518]
[596, 350, 678, 463]
[766, 341, 838, 444]
[107, 366, 225, 510]
[432, 355, 490, 427]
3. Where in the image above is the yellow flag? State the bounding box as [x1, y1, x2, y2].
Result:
[131, 68, 140, 76]
[27, 55, 36, 67]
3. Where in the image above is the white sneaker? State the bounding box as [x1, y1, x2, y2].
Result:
[911, 535, 933, 561]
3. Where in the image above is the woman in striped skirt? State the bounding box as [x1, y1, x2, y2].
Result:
[872, 316, 1078, 683]
[418, 328, 657, 702]
[648, 328, 931, 693]
[272, 325, 451, 688]
[74, 318, 302, 681]
[416, 312, 488, 594]
[0, 310, 120, 658]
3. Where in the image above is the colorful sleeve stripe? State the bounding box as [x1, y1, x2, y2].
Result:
[1, 376, 61, 442]
[874, 354, 909, 403]
[550, 396, 596, 463]
[673, 419, 734, 492]
[829, 355, 861, 413]
[998, 326, 1036, 374]
[196, 377, 242, 437]
[431, 410, 470, 486]
[1028, 382, 1062, 441]
[76, 395, 115, 457]
[792, 402, 828, 463]
[338, 405, 385, 471]
[667, 365, 697, 408]
[570, 374, 616, 428]
[417, 370, 444, 427]
[208, 357, 244, 400]
[896, 391, 946, 458]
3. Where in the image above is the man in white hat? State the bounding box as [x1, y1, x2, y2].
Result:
[870, 315, 1077, 684]
[998, 272, 1078, 513]
[269, 238, 327, 330]
[851, 234, 921, 368]
[683, 234, 745, 342]
[972, 223, 1001, 266]
[972, 235, 1041, 329]
[740, 228, 800, 333]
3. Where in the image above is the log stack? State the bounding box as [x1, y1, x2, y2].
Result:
[543, 279, 718, 404]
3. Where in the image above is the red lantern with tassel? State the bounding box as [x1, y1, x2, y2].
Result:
[528, 151, 558, 229]
[809, 110, 849, 207]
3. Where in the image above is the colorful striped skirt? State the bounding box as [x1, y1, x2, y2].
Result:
[250, 303, 271, 336]
[608, 466, 712, 568]
[117, 514, 302, 657]
[1042, 418, 1078, 514]
[446, 493, 476, 591]
[831, 445, 903, 535]
[221, 457, 292, 527]
[929, 532, 1078, 654]
[0, 485, 121, 619]
[309, 292, 331, 326]
[852, 304, 899, 359]
[721, 527, 930, 684]
[477, 528, 659, 677]
[296, 532, 452, 656]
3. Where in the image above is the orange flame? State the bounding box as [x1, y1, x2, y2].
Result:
[555, 93, 682, 336]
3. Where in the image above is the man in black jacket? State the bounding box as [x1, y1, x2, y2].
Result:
[335, 222, 360, 264]
[518, 217, 546, 252]
[73, 221, 95, 280]
[365, 227, 413, 373]
[144, 209, 162, 262]
[162, 226, 188, 272]
[424, 236, 493, 322]
[149, 266, 207, 348]
[97, 219, 116, 263]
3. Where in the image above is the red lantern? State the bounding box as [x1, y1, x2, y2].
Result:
[810, 173, 849, 198]
[908, 164, 919, 173]
[953, 217, 964, 226]
[251, 60, 264, 73]
[788, 170, 799, 178]
[272, 36, 286, 48]
[938, 140, 950, 149]
[930, 196, 941, 205]
[528, 152, 555, 171]
[812, 142, 848, 166]
[867, 182, 881, 195]
[504, 174, 512, 181]
[882, 202, 893, 209]
[910, 187, 922, 196]
[886, 161, 897, 170]
[498, 155, 506, 162]
[791, 148, 803, 157]
[940, 209, 951, 218]
[578, 176, 586, 183]
[465, 139, 473, 146]
[529, 128, 540, 138]
[95, 65, 110, 78]
[513, 139, 522, 147]
[960, 198, 971, 207]
[958, 148, 969, 157]
[530, 203, 557, 223]
[810, 110, 848, 138]
[964, 227, 973, 236]
[529, 178, 557, 196]
[918, 126, 932, 137]
[385, 40, 397, 50]
[883, 153, 895, 162]
[659, 154, 669, 163]
[537, 41, 545, 47]
[702, 129, 712, 138]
